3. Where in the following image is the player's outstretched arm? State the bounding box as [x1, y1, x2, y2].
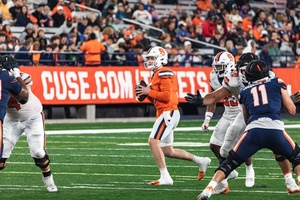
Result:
[282, 88, 296, 115]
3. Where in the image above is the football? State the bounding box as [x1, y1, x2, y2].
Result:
[135, 80, 147, 102]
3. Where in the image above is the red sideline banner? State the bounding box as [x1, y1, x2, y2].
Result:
[20, 66, 300, 105]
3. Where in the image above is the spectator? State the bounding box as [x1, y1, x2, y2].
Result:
[40, 44, 55, 66]
[14, 5, 30, 26]
[52, 6, 65, 27]
[111, 42, 138, 66]
[239, 5, 249, 19]
[31, 41, 41, 66]
[132, 3, 152, 25]
[2, 24, 12, 38]
[65, 41, 79, 66]
[242, 13, 253, 32]
[202, 15, 216, 37]
[77, 17, 89, 34]
[51, 0, 72, 20]
[162, 21, 177, 43]
[58, 44, 67, 65]
[192, 9, 204, 27]
[9, 0, 24, 20]
[268, 39, 281, 65]
[295, 56, 300, 68]
[19, 23, 34, 44]
[190, 48, 202, 66]
[229, 4, 242, 26]
[243, 39, 258, 55]
[36, 29, 50, 45]
[259, 44, 273, 70]
[79, 32, 106, 66]
[194, 25, 206, 48]
[197, 0, 211, 11]
[32, 3, 48, 27]
[14, 39, 32, 66]
[253, 9, 269, 29]
[0, 0, 12, 23]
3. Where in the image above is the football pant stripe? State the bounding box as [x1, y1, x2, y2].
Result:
[282, 130, 295, 149]
[233, 131, 248, 152]
[154, 119, 167, 140]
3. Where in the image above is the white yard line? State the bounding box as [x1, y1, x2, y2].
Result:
[45, 124, 300, 135]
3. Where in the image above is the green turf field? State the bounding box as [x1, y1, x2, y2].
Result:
[1, 119, 300, 200]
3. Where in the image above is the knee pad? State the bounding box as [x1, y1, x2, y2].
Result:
[287, 143, 300, 170]
[216, 150, 243, 178]
[0, 158, 7, 170]
[33, 154, 50, 169]
[217, 153, 226, 165]
[274, 154, 286, 162]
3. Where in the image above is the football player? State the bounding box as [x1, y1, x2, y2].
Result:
[135, 46, 211, 185]
[185, 52, 300, 193]
[0, 70, 58, 192]
[198, 60, 300, 199]
[0, 55, 29, 158]
[199, 51, 240, 194]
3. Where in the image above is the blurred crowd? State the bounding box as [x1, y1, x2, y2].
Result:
[0, 0, 300, 68]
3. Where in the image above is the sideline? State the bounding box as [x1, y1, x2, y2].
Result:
[45, 124, 300, 135]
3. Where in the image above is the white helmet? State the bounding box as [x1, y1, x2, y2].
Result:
[144, 46, 168, 70]
[212, 51, 235, 78]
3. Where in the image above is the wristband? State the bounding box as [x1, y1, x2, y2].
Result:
[205, 111, 213, 120]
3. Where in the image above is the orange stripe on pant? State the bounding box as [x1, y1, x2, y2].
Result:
[233, 131, 248, 152]
[282, 130, 295, 149]
[154, 120, 167, 140]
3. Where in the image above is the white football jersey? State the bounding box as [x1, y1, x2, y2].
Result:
[6, 72, 43, 122]
[222, 69, 246, 99]
[210, 70, 240, 120]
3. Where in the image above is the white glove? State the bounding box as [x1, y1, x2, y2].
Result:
[201, 112, 213, 132]
[10, 67, 21, 78]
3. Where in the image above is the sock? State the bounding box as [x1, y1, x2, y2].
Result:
[246, 164, 253, 170]
[192, 156, 202, 165]
[207, 180, 218, 189]
[159, 167, 171, 180]
[284, 172, 292, 180]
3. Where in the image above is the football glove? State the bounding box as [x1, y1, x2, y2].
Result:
[290, 90, 300, 104]
[201, 112, 213, 132]
[185, 90, 204, 106]
[10, 67, 21, 78]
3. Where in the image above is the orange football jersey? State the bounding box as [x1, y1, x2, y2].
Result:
[147, 67, 178, 118]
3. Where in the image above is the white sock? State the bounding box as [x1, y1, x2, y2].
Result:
[284, 172, 292, 180]
[207, 180, 218, 189]
[192, 156, 201, 165]
[159, 167, 171, 180]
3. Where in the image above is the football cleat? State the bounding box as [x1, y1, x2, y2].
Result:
[197, 186, 213, 200]
[212, 181, 229, 195]
[42, 175, 58, 192]
[286, 177, 300, 194]
[245, 166, 255, 187]
[148, 178, 173, 186]
[227, 170, 239, 180]
[198, 157, 211, 181]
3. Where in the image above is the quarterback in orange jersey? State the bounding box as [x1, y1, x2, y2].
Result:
[135, 46, 211, 185]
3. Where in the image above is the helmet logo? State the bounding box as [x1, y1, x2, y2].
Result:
[256, 64, 261, 71]
[158, 47, 165, 56]
[226, 53, 234, 61]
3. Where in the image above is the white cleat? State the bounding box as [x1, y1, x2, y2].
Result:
[42, 175, 58, 192]
[245, 166, 255, 187]
[212, 181, 229, 195]
[286, 177, 300, 194]
[198, 157, 211, 181]
[197, 186, 213, 200]
[227, 170, 239, 180]
[148, 178, 173, 185]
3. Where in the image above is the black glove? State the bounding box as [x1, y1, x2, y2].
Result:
[184, 90, 204, 106]
[0, 55, 18, 71]
[290, 90, 300, 104]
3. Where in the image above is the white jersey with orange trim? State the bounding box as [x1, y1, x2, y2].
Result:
[6, 72, 43, 122]
[210, 70, 240, 120]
